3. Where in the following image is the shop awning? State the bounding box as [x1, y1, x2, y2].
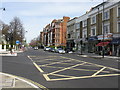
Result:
[96, 42, 110, 46]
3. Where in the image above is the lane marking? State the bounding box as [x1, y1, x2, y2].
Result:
[47, 74, 120, 81]
[34, 59, 55, 62]
[48, 73, 74, 78]
[39, 65, 64, 69]
[27, 56, 33, 62]
[39, 59, 74, 67]
[33, 62, 44, 73]
[67, 57, 120, 72]
[48, 62, 86, 75]
[43, 74, 50, 81]
[40, 65, 109, 73]
[92, 67, 106, 76]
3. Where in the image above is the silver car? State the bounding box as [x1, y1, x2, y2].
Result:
[55, 48, 65, 54]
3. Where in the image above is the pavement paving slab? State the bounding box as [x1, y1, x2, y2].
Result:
[0, 73, 40, 89]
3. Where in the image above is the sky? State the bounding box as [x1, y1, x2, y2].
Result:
[0, 0, 109, 43]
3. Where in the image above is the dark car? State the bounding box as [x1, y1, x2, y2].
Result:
[49, 48, 55, 52]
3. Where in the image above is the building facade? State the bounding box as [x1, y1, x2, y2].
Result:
[66, 1, 120, 56]
[42, 16, 70, 47]
[67, 17, 78, 50]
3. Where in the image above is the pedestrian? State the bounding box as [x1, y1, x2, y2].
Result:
[9, 47, 13, 54]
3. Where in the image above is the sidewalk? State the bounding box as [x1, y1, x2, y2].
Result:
[0, 50, 24, 56]
[74, 52, 120, 59]
[0, 72, 40, 89]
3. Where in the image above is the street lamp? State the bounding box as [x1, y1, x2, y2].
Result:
[0, 8, 5, 11]
[102, 0, 105, 58]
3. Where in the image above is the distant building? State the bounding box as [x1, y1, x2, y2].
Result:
[42, 16, 70, 47]
[67, 17, 78, 50]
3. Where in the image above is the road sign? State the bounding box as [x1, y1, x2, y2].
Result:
[16, 40, 20, 44]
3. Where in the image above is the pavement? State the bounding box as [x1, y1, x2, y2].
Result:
[0, 50, 24, 56]
[73, 51, 120, 59]
[0, 72, 40, 89]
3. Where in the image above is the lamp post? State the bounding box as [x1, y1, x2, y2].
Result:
[80, 40, 83, 55]
[102, 0, 105, 58]
[0, 8, 5, 11]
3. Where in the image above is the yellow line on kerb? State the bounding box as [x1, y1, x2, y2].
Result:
[33, 62, 44, 73]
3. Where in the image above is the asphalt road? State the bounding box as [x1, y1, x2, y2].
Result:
[2, 48, 120, 89]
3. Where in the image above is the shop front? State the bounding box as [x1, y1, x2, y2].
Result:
[96, 33, 113, 55]
[110, 36, 120, 56]
[88, 36, 98, 53]
[66, 39, 75, 51]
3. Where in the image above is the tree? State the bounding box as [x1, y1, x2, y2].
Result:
[0, 20, 10, 43]
[0, 20, 9, 34]
[9, 17, 25, 44]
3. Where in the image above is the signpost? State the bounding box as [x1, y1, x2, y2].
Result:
[16, 40, 20, 45]
[16, 40, 20, 50]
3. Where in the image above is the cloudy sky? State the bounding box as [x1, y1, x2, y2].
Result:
[0, 0, 107, 43]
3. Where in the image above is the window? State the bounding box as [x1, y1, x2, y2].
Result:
[103, 11, 109, 20]
[118, 22, 120, 32]
[91, 27, 96, 36]
[83, 20, 87, 27]
[76, 31, 80, 39]
[76, 23, 80, 29]
[118, 7, 120, 17]
[91, 16, 96, 24]
[68, 34, 70, 38]
[82, 29, 87, 38]
[103, 24, 110, 34]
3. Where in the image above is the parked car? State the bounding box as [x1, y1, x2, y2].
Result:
[55, 48, 65, 54]
[49, 48, 55, 52]
[44, 47, 51, 51]
[34, 47, 38, 50]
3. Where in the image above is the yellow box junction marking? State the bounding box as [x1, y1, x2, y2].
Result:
[48, 62, 86, 75]
[28, 55, 120, 81]
[40, 65, 110, 73]
[33, 62, 44, 73]
[92, 67, 106, 76]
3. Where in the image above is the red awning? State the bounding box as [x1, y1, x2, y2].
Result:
[96, 42, 110, 46]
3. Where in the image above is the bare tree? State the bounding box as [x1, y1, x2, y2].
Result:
[9, 17, 25, 44]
